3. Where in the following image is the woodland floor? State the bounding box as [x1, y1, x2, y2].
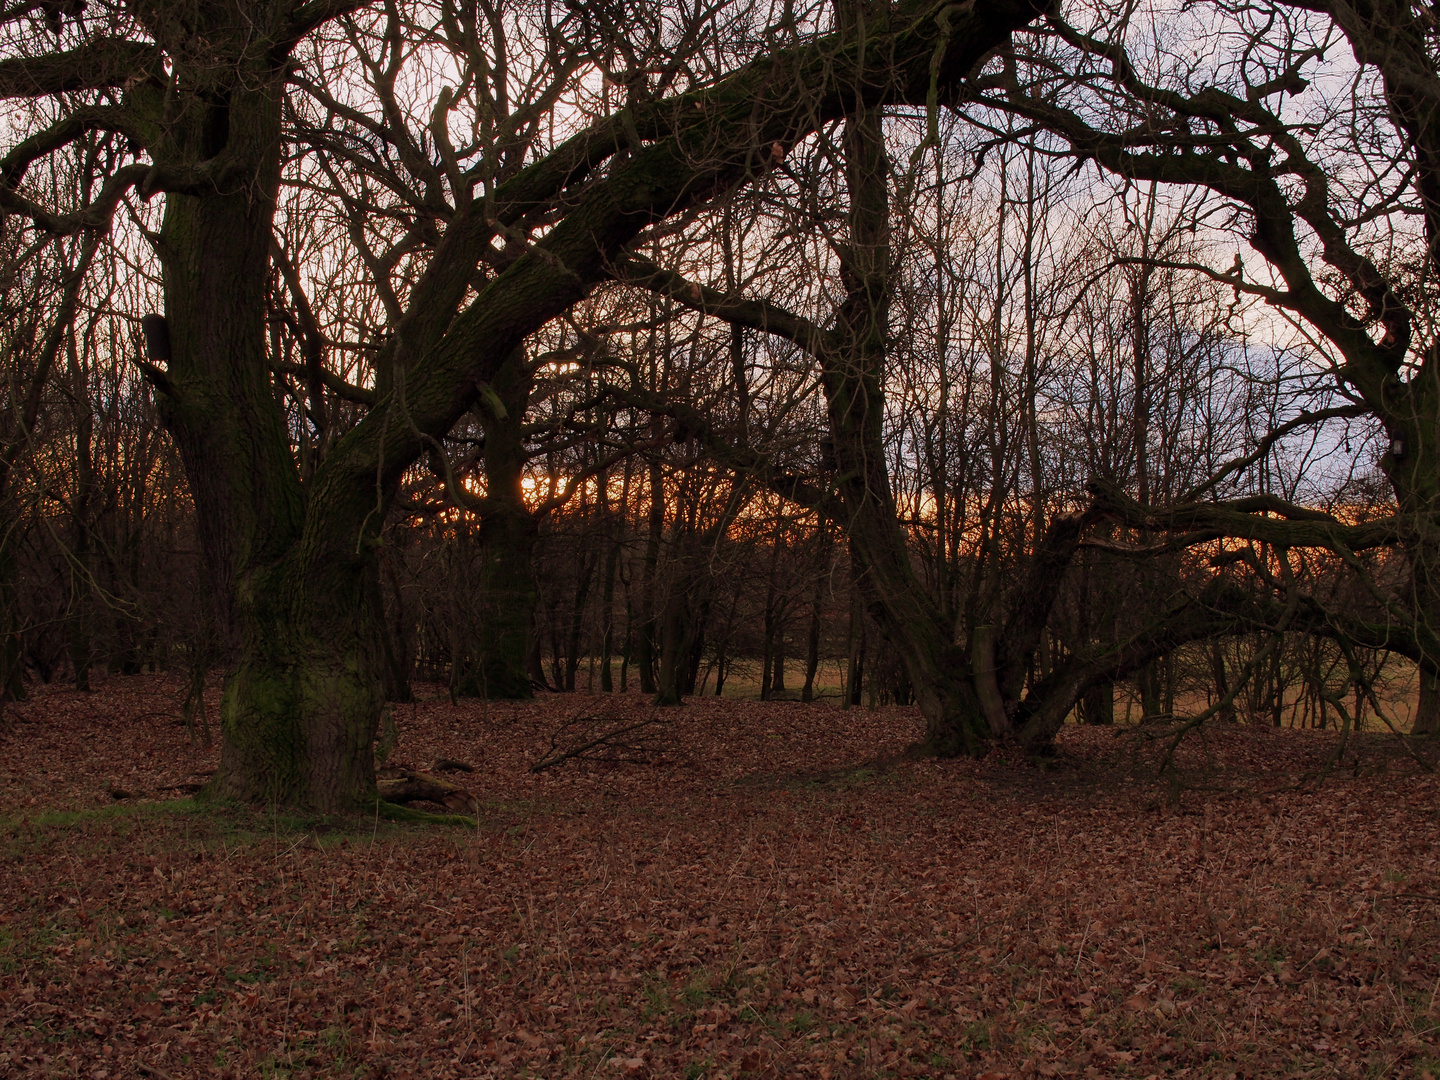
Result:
[1, 679, 1439, 1078]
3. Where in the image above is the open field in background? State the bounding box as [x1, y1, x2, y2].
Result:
[562, 655, 1428, 730]
[2, 677, 1439, 1078]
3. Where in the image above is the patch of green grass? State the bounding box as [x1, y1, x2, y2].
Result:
[786, 1009, 817, 1034]
[681, 974, 714, 1009]
[1252, 943, 1287, 965]
[639, 974, 672, 1020]
[961, 1019, 993, 1052]
[374, 801, 476, 827]
[320, 1025, 349, 1054]
[255, 1056, 296, 1080]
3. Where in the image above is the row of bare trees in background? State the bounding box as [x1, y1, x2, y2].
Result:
[2, 99, 1398, 733]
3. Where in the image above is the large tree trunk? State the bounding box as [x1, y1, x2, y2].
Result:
[471, 505, 539, 700]
[148, 25, 381, 811]
[463, 350, 540, 700]
[211, 553, 384, 809]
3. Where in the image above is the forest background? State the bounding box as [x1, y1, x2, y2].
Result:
[2, 0, 1439, 807]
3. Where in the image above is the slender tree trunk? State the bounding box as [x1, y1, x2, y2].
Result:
[847, 602, 866, 708]
[68, 343, 94, 691]
[599, 466, 628, 693]
[527, 631, 548, 691]
[600, 533, 619, 692]
[1136, 660, 1162, 718]
[637, 458, 663, 696]
[1209, 642, 1236, 723]
[565, 550, 596, 692]
[801, 586, 821, 703]
[684, 598, 708, 695]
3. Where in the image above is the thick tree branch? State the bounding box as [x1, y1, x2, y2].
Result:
[0, 39, 162, 97]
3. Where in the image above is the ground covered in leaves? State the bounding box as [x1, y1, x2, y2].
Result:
[2, 677, 1439, 1078]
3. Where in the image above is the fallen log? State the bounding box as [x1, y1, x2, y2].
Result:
[377, 768, 479, 814]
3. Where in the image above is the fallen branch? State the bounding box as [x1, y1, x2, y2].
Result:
[377, 767, 479, 814]
[531, 714, 672, 773]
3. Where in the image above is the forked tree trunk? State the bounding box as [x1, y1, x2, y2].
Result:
[132, 0, 1052, 805]
[801, 587, 821, 702]
[824, 101, 992, 755]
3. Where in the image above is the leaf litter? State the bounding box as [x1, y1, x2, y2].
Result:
[1, 675, 1438, 1078]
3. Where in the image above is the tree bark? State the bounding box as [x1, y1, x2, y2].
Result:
[637, 456, 664, 696]
[150, 54, 381, 808]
